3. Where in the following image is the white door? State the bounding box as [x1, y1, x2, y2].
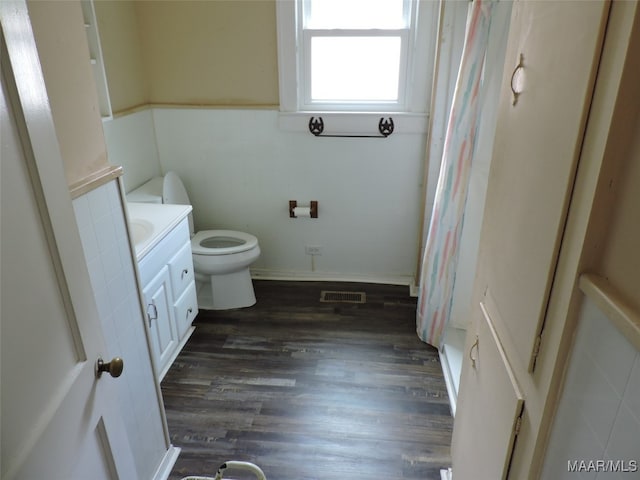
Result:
[471, 0, 610, 374]
[0, 7, 137, 479]
[451, 1, 610, 477]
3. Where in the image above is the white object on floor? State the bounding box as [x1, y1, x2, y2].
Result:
[181, 460, 267, 480]
[441, 467, 453, 480]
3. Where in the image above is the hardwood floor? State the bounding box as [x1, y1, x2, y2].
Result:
[163, 281, 453, 480]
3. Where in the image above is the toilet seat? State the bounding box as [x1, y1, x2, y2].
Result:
[191, 230, 258, 256]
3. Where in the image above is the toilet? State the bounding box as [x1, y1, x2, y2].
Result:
[128, 172, 260, 310]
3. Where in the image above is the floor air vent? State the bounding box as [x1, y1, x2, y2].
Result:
[320, 291, 366, 304]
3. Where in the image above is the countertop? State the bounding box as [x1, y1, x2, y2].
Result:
[127, 202, 192, 260]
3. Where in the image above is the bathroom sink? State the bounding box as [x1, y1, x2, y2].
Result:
[127, 202, 192, 260]
[129, 219, 154, 246]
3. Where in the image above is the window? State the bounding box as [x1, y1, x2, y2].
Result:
[277, 0, 437, 118]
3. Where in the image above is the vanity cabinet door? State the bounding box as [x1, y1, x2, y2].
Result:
[168, 242, 195, 299]
[174, 282, 198, 339]
[168, 242, 198, 339]
[143, 266, 178, 375]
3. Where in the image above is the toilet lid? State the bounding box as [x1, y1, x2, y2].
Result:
[191, 230, 259, 255]
[163, 171, 191, 205]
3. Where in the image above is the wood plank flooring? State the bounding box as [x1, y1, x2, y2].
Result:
[163, 281, 453, 480]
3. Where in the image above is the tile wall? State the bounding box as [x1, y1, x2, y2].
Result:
[72, 179, 167, 479]
[541, 296, 640, 479]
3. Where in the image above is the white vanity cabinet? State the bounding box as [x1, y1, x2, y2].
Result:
[138, 216, 198, 380]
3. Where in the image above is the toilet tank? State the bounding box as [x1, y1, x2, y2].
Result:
[127, 174, 195, 237]
[162, 171, 191, 206]
[126, 177, 164, 204]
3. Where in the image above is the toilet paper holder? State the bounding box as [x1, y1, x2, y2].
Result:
[289, 200, 318, 218]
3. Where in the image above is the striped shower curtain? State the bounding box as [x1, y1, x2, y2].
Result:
[417, 0, 495, 348]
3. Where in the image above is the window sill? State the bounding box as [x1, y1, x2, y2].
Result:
[278, 111, 428, 136]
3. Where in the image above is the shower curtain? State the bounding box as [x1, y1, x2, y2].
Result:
[417, 0, 495, 348]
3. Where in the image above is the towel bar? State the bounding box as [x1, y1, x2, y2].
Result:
[308, 116, 394, 138]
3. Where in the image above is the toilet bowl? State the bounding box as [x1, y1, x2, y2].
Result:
[190, 230, 260, 310]
[128, 172, 260, 310]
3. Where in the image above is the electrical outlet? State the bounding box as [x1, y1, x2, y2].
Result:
[305, 245, 322, 256]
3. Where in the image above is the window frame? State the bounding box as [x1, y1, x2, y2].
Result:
[277, 0, 437, 123]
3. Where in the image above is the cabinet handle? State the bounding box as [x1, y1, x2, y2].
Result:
[469, 335, 479, 369]
[181, 268, 189, 279]
[186, 307, 193, 319]
[146, 302, 158, 327]
[510, 53, 524, 106]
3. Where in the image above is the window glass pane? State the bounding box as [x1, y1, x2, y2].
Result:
[306, 0, 407, 29]
[310, 36, 401, 102]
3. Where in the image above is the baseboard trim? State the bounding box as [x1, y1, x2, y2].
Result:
[250, 269, 414, 289]
[153, 445, 181, 480]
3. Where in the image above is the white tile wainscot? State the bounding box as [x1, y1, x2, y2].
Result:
[541, 275, 640, 480]
[128, 202, 199, 380]
[73, 180, 177, 480]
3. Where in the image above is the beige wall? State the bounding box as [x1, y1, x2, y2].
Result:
[597, 114, 640, 312]
[96, 0, 279, 112]
[94, 0, 148, 112]
[579, 4, 640, 315]
[27, 0, 111, 189]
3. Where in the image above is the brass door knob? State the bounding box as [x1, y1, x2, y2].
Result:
[96, 357, 124, 378]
